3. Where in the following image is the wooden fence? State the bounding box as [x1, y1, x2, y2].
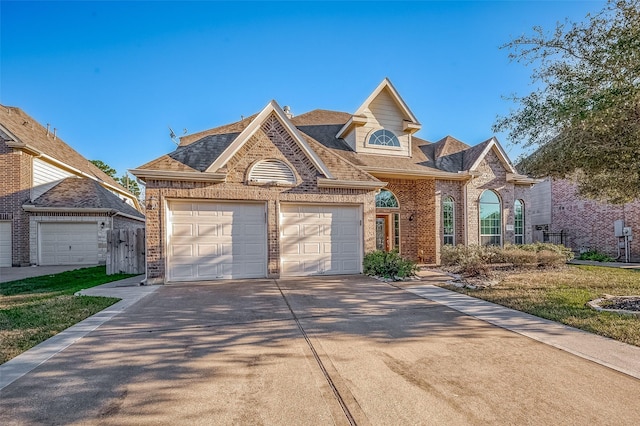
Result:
[106, 228, 145, 275]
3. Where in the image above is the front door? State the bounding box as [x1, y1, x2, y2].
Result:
[376, 214, 392, 251]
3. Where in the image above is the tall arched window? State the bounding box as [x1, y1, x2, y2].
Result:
[442, 196, 455, 245]
[479, 190, 501, 246]
[514, 199, 524, 244]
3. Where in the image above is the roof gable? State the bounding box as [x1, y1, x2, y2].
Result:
[354, 78, 420, 125]
[465, 137, 517, 174]
[206, 100, 334, 179]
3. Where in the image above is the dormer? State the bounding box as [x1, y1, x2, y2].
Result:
[336, 78, 421, 157]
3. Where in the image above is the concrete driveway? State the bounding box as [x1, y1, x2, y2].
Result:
[1, 275, 640, 425]
[0, 264, 99, 283]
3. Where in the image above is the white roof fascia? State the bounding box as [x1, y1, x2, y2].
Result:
[335, 115, 367, 139]
[354, 78, 421, 125]
[206, 100, 334, 179]
[468, 137, 517, 174]
[129, 168, 227, 182]
[317, 178, 386, 190]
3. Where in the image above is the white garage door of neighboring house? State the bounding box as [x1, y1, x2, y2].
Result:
[39, 223, 99, 265]
[280, 204, 362, 276]
[0, 221, 11, 267]
[167, 201, 267, 282]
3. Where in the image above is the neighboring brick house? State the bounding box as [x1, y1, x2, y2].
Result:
[0, 105, 145, 267]
[529, 177, 639, 261]
[131, 78, 536, 283]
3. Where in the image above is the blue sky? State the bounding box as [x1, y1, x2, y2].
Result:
[1, 1, 605, 178]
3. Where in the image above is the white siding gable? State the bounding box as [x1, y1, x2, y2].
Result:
[354, 89, 410, 157]
[32, 158, 74, 200]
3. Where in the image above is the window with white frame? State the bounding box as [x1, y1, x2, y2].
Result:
[514, 199, 524, 244]
[480, 190, 501, 246]
[443, 196, 455, 245]
[368, 129, 400, 147]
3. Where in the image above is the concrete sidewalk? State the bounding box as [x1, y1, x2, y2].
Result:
[407, 284, 640, 380]
[0, 275, 157, 390]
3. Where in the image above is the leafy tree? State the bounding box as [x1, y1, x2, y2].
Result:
[117, 173, 141, 198]
[90, 159, 117, 179]
[91, 160, 141, 197]
[494, 0, 640, 203]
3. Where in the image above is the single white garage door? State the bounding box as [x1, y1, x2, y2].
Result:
[167, 201, 267, 281]
[0, 221, 11, 267]
[39, 222, 98, 265]
[280, 204, 361, 276]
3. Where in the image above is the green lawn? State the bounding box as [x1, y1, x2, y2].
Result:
[0, 266, 135, 364]
[443, 265, 640, 347]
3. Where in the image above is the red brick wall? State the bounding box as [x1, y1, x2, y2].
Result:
[0, 143, 32, 265]
[383, 179, 436, 263]
[550, 178, 639, 260]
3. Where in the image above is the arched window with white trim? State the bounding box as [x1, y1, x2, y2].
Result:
[479, 190, 502, 246]
[514, 199, 524, 244]
[442, 196, 455, 245]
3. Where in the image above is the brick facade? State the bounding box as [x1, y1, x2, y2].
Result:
[144, 118, 377, 283]
[549, 179, 639, 261]
[465, 149, 531, 247]
[0, 143, 33, 266]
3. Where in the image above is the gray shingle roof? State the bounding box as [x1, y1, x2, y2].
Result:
[135, 107, 503, 178]
[27, 177, 144, 219]
[0, 105, 132, 193]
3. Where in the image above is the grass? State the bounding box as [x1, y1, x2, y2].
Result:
[443, 265, 640, 347]
[0, 266, 136, 364]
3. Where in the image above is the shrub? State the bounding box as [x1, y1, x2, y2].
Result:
[578, 250, 614, 262]
[363, 250, 418, 280]
[440, 243, 573, 277]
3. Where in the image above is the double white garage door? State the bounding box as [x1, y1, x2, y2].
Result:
[167, 201, 361, 282]
[39, 223, 99, 265]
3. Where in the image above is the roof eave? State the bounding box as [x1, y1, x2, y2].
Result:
[317, 178, 386, 190]
[129, 168, 227, 183]
[364, 167, 474, 180]
[506, 173, 543, 185]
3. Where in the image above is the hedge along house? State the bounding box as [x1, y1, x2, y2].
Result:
[131, 79, 537, 283]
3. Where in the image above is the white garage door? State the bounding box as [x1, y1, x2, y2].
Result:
[280, 204, 361, 276]
[0, 221, 11, 267]
[167, 201, 267, 281]
[39, 223, 98, 265]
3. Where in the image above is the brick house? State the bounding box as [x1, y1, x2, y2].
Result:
[131, 79, 537, 283]
[0, 105, 144, 267]
[529, 177, 639, 261]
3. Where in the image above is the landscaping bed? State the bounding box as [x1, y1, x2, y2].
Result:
[0, 266, 135, 364]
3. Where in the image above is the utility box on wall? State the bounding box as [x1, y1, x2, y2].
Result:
[614, 220, 625, 237]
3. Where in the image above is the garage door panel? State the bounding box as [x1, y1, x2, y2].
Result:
[0, 222, 11, 267]
[197, 224, 218, 237]
[168, 201, 267, 281]
[39, 223, 98, 266]
[173, 224, 193, 237]
[280, 204, 361, 276]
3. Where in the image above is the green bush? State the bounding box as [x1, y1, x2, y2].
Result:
[363, 250, 418, 280]
[578, 249, 614, 262]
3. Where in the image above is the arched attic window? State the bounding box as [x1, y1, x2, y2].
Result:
[248, 159, 296, 185]
[368, 129, 400, 147]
